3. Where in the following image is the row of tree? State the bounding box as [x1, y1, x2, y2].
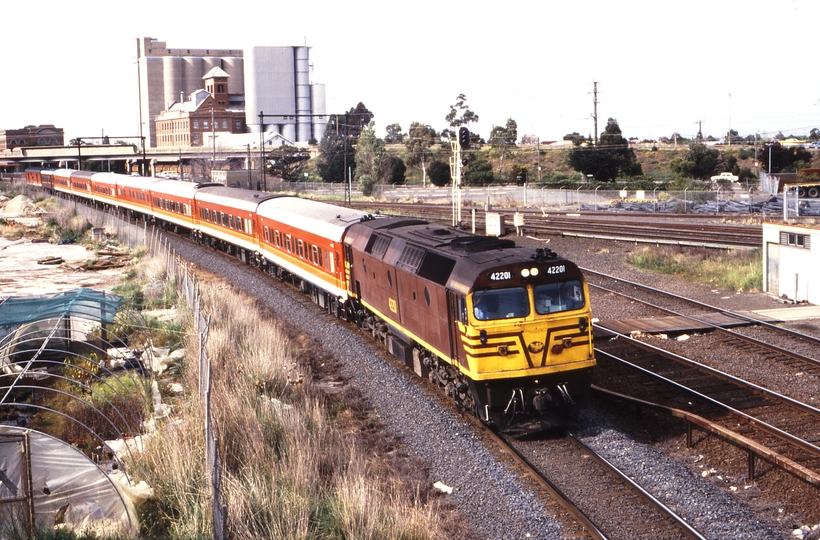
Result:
[269, 95, 816, 189]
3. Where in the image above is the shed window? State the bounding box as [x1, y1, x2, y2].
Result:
[780, 231, 811, 249]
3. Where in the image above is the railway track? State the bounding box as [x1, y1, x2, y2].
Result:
[348, 201, 763, 248]
[593, 332, 820, 488]
[584, 269, 820, 377]
[484, 425, 706, 539]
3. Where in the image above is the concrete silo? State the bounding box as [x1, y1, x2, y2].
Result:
[311, 83, 327, 143]
[162, 56, 184, 109]
[222, 57, 244, 96]
[183, 56, 204, 96]
[244, 47, 296, 139]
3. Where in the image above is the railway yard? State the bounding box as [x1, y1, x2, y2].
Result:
[164, 207, 819, 539]
[3, 193, 820, 539]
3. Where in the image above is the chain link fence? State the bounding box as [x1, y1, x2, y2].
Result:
[74, 204, 226, 540]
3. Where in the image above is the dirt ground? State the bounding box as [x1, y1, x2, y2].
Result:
[0, 195, 127, 297]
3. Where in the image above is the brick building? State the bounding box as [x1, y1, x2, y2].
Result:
[0, 125, 64, 151]
[155, 68, 246, 148]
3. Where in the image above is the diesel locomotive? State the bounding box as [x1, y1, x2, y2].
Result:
[25, 167, 595, 432]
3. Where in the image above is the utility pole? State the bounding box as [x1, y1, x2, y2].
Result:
[591, 81, 599, 145]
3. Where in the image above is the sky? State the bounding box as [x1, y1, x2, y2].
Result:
[3, 0, 819, 144]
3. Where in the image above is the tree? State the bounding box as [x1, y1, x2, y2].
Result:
[428, 161, 451, 187]
[317, 128, 354, 183]
[405, 122, 439, 186]
[810, 128, 820, 141]
[462, 156, 495, 186]
[443, 93, 479, 141]
[316, 102, 373, 183]
[344, 102, 374, 140]
[384, 123, 404, 144]
[567, 118, 642, 181]
[379, 155, 406, 185]
[488, 118, 518, 182]
[670, 142, 720, 179]
[354, 123, 385, 183]
[758, 142, 812, 173]
[563, 132, 587, 145]
[266, 145, 311, 181]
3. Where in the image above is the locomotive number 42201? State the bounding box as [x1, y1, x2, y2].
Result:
[546, 265, 566, 275]
[488, 271, 512, 281]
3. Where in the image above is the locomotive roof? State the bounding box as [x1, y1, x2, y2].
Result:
[195, 186, 284, 212]
[256, 197, 375, 242]
[350, 218, 577, 294]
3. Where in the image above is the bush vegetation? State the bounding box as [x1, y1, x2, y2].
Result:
[626, 246, 763, 292]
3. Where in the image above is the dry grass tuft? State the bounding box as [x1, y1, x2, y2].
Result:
[129, 276, 443, 539]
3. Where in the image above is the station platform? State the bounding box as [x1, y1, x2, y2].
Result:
[594, 304, 820, 337]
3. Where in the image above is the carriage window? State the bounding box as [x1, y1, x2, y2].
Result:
[534, 280, 585, 314]
[285, 235, 292, 253]
[274, 230, 282, 247]
[264, 226, 270, 243]
[297, 240, 305, 259]
[473, 287, 529, 321]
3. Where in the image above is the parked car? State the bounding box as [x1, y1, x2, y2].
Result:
[710, 171, 739, 182]
[808, 141, 820, 149]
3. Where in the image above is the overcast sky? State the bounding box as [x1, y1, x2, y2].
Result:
[3, 0, 818, 144]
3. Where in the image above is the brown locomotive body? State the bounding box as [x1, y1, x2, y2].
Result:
[345, 218, 595, 433]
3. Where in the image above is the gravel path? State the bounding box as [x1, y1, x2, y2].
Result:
[170, 231, 814, 539]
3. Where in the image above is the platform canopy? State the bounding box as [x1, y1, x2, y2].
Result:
[0, 289, 121, 327]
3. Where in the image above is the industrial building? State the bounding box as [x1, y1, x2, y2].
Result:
[0, 125, 64, 151]
[135, 37, 326, 148]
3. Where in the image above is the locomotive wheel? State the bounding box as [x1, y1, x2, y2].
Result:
[808, 186, 820, 198]
[798, 187, 807, 197]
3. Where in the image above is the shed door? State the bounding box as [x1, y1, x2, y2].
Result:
[767, 242, 779, 294]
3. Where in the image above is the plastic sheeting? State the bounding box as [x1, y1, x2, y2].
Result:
[0, 289, 121, 328]
[0, 426, 138, 538]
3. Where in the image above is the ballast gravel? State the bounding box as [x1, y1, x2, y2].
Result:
[168, 232, 797, 539]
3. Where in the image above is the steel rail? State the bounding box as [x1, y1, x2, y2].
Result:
[563, 430, 707, 540]
[479, 424, 607, 540]
[584, 268, 820, 367]
[593, 331, 820, 457]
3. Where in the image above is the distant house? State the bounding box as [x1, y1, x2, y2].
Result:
[0, 125, 64, 150]
[155, 67, 246, 148]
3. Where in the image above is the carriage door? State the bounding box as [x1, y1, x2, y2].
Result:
[447, 290, 467, 367]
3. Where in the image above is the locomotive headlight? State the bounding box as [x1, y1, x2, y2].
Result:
[530, 267, 539, 276]
[521, 268, 530, 278]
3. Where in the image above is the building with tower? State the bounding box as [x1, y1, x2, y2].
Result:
[135, 37, 326, 149]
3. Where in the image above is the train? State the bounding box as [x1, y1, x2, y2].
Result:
[24, 167, 595, 433]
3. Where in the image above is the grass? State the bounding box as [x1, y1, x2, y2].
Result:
[125, 276, 443, 539]
[626, 246, 763, 292]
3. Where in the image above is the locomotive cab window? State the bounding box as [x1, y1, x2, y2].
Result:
[534, 280, 585, 314]
[473, 287, 529, 321]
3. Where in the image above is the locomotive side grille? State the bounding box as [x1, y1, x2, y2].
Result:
[365, 233, 392, 258]
[397, 245, 425, 270]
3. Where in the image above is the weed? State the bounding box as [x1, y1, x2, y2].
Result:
[627, 246, 763, 292]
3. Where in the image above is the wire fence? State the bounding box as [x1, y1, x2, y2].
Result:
[75, 204, 226, 540]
